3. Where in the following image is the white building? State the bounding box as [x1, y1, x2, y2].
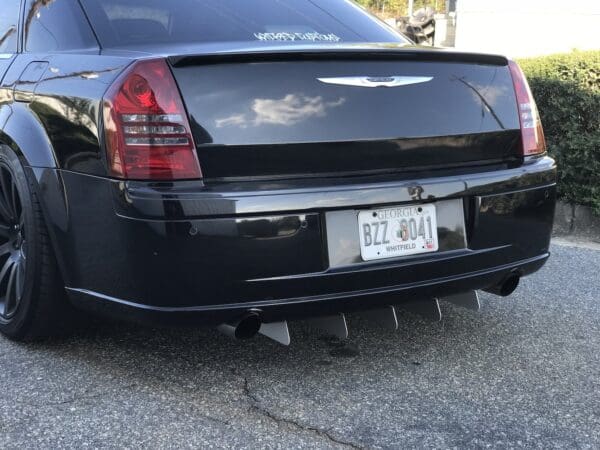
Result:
[434, 0, 600, 58]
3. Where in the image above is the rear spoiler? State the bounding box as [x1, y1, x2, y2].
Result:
[168, 46, 509, 68]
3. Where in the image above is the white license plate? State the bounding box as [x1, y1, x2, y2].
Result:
[358, 204, 439, 261]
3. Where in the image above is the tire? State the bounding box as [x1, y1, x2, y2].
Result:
[0, 145, 73, 341]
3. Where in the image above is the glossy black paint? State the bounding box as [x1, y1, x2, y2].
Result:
[195, 133, 522, 181]
[167, 44, 510, 67]
[172, 57, 520, 179]
[0, 0, 557, 327]
[113, 157, 556, 220]
[176, 59, 518, 145]
[30, 156, 556, 324]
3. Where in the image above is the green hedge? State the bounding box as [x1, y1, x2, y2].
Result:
[518, 51, 600, 214]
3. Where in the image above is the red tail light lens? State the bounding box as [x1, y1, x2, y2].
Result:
[508, 60, 546, 156]
[103, 59, 202, 180]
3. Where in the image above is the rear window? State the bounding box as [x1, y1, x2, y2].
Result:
[79, 0, 407, 48]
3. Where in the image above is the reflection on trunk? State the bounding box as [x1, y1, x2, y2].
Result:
[24, 0, 56, 38]
[0, 27, 16, 50]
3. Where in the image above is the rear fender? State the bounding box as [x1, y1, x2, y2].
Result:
[0, 102, 58, 167]
[0, 103, 72, 285]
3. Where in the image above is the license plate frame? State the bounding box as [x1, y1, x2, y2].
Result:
[357, 204, 439, 261]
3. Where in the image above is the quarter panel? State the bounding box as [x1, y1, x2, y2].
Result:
[0, 54, 133, 285]
[25, 54, 131, 174]
[0, 102, 57, 167]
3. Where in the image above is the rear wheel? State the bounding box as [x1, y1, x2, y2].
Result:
[0, 162, 27, 319]
[0, 146, 72, 341]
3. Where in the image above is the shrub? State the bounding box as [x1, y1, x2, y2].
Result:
[518, 51, 600, 214]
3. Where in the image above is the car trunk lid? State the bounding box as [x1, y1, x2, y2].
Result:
[169, 48, 521, 180]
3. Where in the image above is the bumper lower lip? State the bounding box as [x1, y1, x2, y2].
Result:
[66, 252, 548, 326]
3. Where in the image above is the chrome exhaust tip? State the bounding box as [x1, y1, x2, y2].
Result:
[484, 272, 521, 297]
[218, 312, 262, 340]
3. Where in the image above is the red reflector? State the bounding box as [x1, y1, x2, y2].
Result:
[508, 60, 546, 156]
[103, 59, 202, 180]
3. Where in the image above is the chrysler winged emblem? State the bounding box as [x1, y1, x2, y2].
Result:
[317, 76, 433, 88]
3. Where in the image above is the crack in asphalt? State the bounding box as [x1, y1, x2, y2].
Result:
[22, 384, 231, 428]
[242, 377, 362, 449]
[198, 413, 231, 427]
[20, 384, 138, 408]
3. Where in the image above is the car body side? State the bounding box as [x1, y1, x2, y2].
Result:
[0, 0, 557, 327]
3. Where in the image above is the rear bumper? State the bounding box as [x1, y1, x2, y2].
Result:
[32, 156, 557, 326]
[65, 254, 548, 327]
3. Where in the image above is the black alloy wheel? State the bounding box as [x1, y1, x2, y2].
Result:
[0, 146, 75, 341]
[0, 163, 27, 320]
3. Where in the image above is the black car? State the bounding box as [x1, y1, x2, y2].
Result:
[0, 0, 556, 343]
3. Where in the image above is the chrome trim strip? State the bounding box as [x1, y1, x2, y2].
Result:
[317, 75, 433, 88]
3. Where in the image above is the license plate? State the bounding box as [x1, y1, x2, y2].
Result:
[358, 204, 439, 261]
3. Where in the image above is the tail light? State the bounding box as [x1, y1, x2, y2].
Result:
[103, 59, 202, 180]
[508, 60, 546, 156]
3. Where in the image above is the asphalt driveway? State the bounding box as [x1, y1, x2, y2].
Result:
[0, 242, 598, 449]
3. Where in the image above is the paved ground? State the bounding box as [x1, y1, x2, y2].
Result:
[0, 242, 599, 449]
